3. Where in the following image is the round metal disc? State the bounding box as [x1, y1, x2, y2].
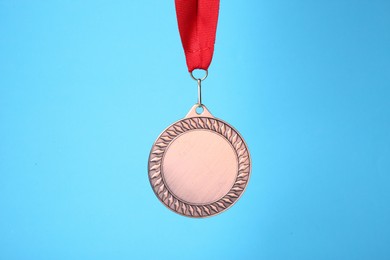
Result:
[148, 105, 251, 218]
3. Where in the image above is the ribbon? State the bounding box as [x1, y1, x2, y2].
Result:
[175, 0, 220, 72]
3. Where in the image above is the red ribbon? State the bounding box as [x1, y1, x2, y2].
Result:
[175, 0, 220, 72]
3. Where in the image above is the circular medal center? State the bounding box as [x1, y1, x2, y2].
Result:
[162, 129, 238, 204]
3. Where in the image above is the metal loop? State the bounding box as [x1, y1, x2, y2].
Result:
[190, 69, 208, 81]
[195, 104, 204, 115]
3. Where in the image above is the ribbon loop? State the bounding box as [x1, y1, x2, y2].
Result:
[175, 0, 220, 72]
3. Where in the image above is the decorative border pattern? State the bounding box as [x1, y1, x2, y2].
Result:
[148, 117, 251, 218]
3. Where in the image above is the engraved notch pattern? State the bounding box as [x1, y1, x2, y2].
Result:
[148, 117, 250, 217]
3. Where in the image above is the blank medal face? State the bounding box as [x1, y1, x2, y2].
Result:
[148, 105, 251, 217]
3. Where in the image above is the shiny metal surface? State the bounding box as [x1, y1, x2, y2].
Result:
[148, 104, 251, 218]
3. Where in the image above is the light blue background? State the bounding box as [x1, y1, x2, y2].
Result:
[1, 1, 390, 259]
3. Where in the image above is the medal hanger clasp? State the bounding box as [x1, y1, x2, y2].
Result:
[190, 69, 208, 107]
[186, 69, 213, 118]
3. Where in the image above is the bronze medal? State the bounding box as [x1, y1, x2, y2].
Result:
[148, 105, 251, 217]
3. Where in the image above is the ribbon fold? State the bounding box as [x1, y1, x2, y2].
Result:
[175, 0, 220, 72]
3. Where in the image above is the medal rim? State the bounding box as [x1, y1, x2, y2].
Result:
[148, 108, 251, 218]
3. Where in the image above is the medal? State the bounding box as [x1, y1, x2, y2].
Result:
[148, 0, 251, 218]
